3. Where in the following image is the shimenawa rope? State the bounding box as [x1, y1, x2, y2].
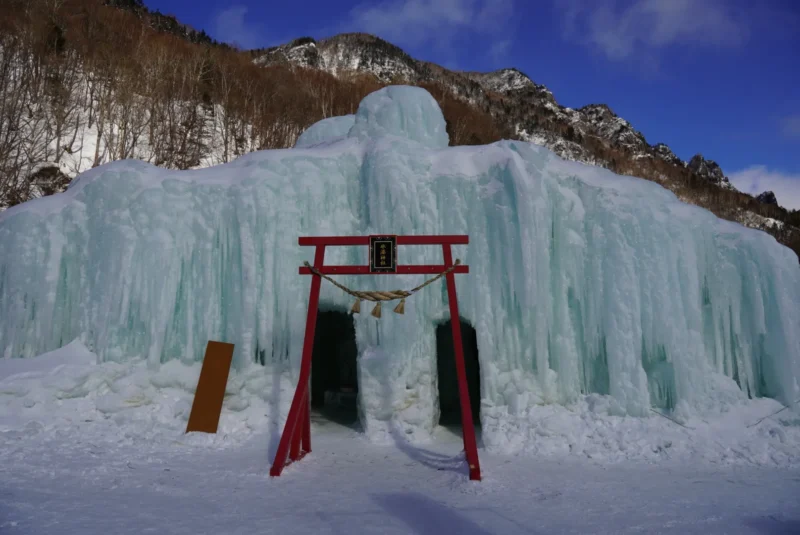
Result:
[302, 259, 461, 318]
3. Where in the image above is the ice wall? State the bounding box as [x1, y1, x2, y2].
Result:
[1, 85, 799, 448]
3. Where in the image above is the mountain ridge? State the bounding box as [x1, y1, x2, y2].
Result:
[251, 33, 798, 256]
[256, 34, 737, 190]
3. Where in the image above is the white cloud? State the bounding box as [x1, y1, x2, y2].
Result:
[728, 166, 800, 211]
[782, 114, 800, 139]
[558, 0, 749, 61]
[348, 0, 513, 53]
[212, 6, 263, 50]
[475, 0, 514, 33]
[489, 40, 512, 65]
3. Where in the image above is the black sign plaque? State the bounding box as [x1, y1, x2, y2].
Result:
[369, 235, 397, 273]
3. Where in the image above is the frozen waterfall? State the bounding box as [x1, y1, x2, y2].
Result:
[1, 85, 798, 447]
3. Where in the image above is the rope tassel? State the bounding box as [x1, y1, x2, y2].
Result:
[302, 259, 461, 320]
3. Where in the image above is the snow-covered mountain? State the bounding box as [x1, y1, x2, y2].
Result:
[254, 34, 788, 238]
[255, 36, 728, 184]
[254, 35, 422, 82]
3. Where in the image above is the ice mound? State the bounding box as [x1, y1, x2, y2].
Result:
[347, 85, 449, 148]
[482, 394, 800, 466]
[0, 339, 95, 381]
[1, 340, 798, 467]
[296, 86, 447, 150]
[295, 115, 356, 148]
[0, 340, 293, 449]
[0, 85, 799, 452]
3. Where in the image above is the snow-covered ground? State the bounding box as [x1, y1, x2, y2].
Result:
[4, 424, 799, 535]
[2, 341, 799, 534]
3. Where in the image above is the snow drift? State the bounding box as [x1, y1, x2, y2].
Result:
[1, 85, 799, 450]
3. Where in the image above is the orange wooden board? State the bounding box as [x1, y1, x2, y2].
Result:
[186, 341, 234, 434]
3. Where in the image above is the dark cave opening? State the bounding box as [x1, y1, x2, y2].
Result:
[310, 309, 359, 425]
[436, 319, 481, 427]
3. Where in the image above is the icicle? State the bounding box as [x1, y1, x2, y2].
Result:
[371, 302, 382, 318]
[393, 298, 405, 315]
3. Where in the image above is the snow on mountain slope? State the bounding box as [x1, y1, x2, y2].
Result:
[1, 86, 798, 454]
[255, 34, 421, 83]
[578, 104, 648, 153]
[466, 68, 539, 93]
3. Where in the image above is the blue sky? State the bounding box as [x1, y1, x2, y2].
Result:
[147, 0, 800, 209]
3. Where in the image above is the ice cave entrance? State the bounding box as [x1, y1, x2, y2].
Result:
[310, 309, 359, 426]
[436, 319, 481, 428]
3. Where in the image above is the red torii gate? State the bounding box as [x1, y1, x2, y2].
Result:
[269, 234, 482, 481]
